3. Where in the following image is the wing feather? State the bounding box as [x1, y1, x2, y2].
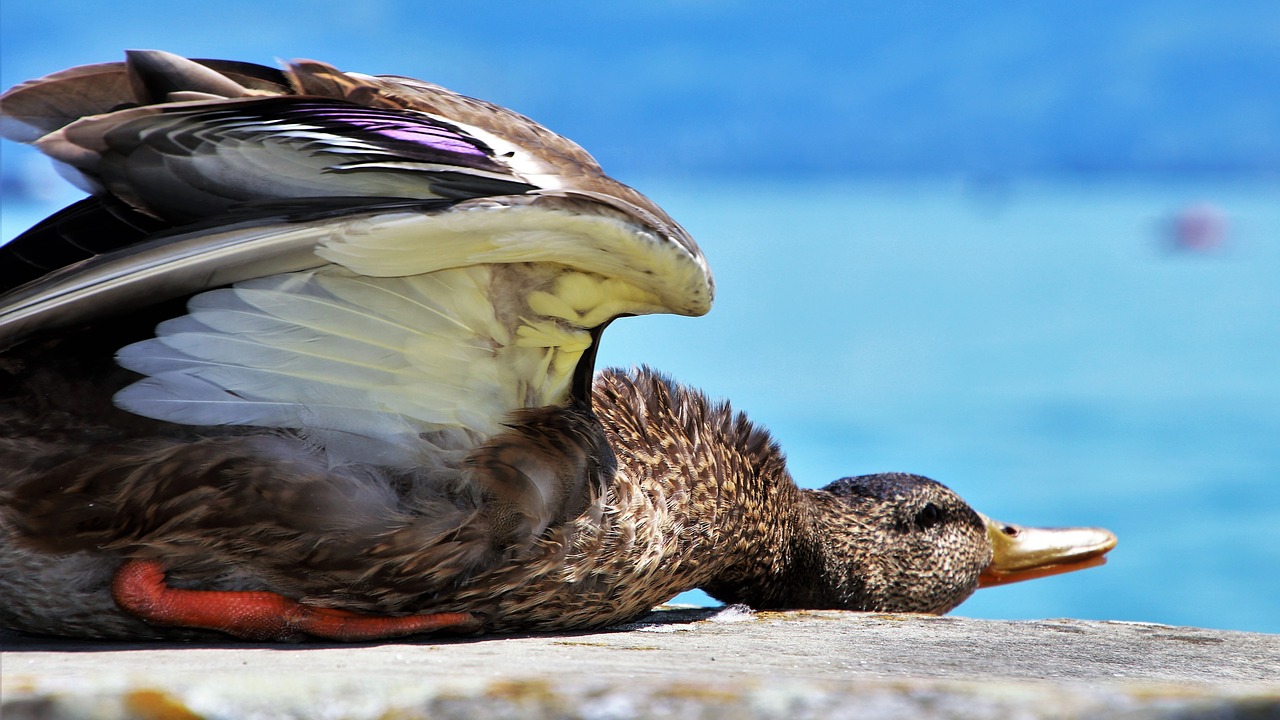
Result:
[111, 265, 573, 465]
[1, 50, 713, 490]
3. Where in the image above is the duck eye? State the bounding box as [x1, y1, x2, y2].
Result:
[915, 503, 943, 530]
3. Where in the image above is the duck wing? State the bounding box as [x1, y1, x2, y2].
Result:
[1, 51, 712, 543]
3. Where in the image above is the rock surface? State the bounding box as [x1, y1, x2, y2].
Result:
[3, 607, 1278, 719]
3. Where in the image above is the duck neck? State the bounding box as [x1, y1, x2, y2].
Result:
[696, 467, 828, 608]
[594, 369, 832, 606]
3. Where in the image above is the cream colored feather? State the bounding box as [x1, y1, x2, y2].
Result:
[113, 261, 635, 467]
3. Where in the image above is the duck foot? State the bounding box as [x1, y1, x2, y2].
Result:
[111, 559, 480, 641]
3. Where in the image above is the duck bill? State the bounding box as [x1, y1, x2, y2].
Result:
[977, 515, 1117, 588]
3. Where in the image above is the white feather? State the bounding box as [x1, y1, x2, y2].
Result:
[113, 265, 543, 465]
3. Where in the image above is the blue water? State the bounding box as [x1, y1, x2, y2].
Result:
[4, 177, 1278, 633]
[598, 177, 1280, 633]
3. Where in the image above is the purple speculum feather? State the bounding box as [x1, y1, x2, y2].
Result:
[189, 99, 506, 171]
[306, 107, 489, 158]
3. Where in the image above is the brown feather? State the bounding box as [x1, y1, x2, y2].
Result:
[0, 357, 993, 638]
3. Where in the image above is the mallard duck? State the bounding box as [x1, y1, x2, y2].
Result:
[0, 51, 1115, 642]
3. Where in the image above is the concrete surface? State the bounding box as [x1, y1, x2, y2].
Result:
[3, 606, 1278, 719]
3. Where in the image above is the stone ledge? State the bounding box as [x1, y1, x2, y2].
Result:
[3, 608, 1278, 719]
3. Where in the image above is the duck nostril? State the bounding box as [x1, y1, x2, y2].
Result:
[1002, 526, 1019, 537]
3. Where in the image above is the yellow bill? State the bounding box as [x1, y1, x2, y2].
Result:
[978, 515, 1118, 588]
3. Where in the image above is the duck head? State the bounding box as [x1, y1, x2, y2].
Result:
[808, 473, 1117, 613]
[706, 472, 1117, 615]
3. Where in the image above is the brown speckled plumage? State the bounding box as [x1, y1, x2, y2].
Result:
[0, 352, 990, 639]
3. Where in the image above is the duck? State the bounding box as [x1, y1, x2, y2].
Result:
[0, 51, 1116, 642]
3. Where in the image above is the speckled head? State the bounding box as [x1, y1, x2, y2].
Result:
[805, 473, 993, 614]
[761, 470, 1118, 616]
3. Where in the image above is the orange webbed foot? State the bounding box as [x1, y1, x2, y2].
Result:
[111, 559, 480, 641]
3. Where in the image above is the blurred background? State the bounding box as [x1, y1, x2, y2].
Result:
[2, 1, 1277, 633]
